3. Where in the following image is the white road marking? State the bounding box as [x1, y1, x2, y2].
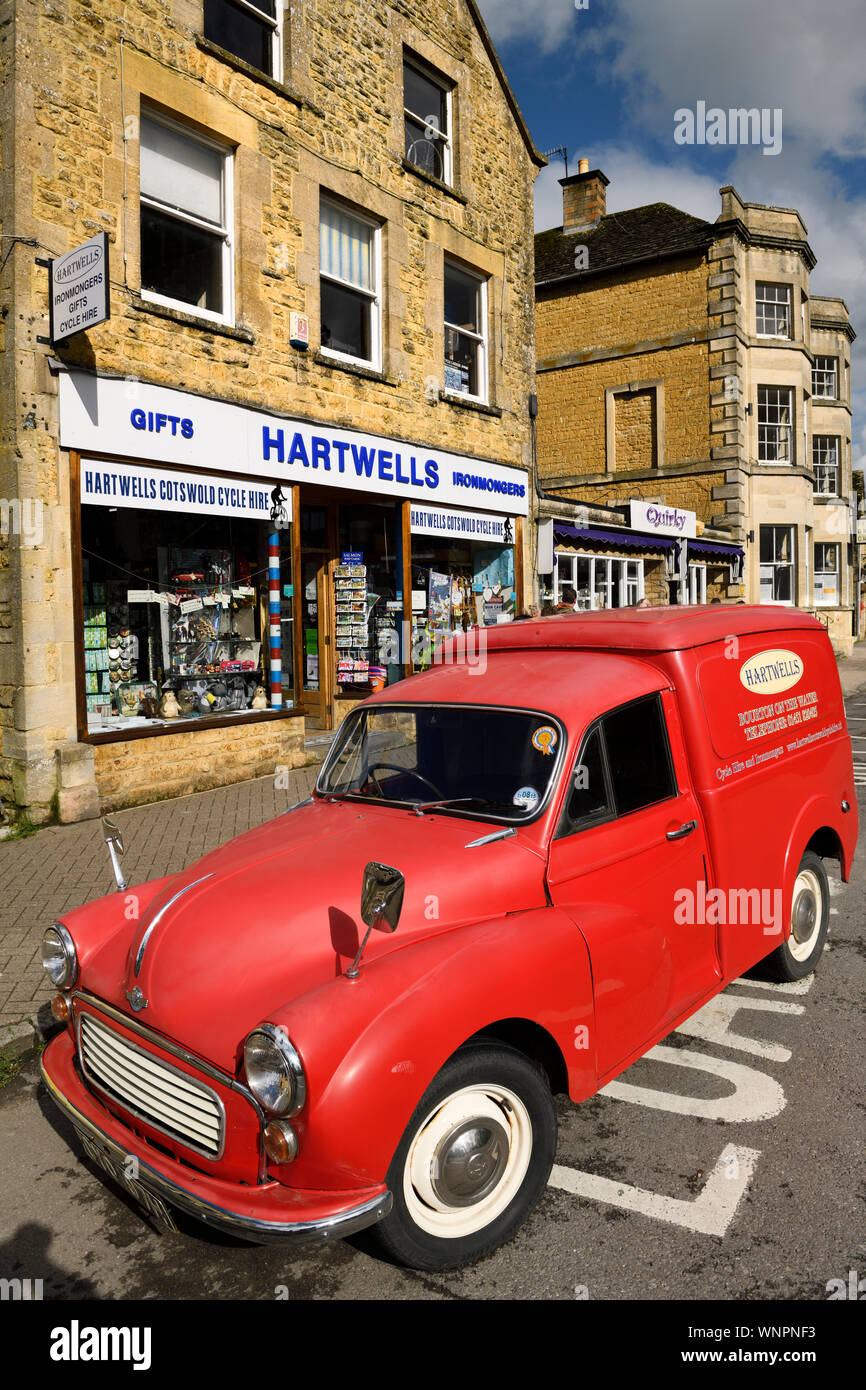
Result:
[674, 994, 805, 1063]
[599, 1044, 786, 1121]
[732, 974, 814, 995]
[549, 1142, 760, 1237]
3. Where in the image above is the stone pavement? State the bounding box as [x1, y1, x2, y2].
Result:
[0, 761, 321, 1055]
[3, 640, 866, 1059]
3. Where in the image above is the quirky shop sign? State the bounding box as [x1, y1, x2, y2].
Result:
[630, 499, 697, 539]
[58, 371, 529, 516]
[80, 459, 278, 522]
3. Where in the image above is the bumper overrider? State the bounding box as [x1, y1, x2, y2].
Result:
[41, 1028, 392, 1245]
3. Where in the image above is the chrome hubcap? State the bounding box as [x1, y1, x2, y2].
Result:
[792, 889, 817, 943]
[431, 1118, 509, 1208]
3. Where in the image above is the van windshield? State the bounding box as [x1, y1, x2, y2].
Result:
[317, 704, 565, 822]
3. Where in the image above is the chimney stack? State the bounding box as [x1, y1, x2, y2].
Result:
[560, 160, 609, 233]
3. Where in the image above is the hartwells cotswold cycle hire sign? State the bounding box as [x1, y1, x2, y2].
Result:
[49, 232, 110, 344]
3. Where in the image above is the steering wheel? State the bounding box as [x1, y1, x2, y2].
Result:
[366, 763, 445, 801]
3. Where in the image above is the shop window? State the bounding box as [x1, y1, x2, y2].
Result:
[759, 525, 795, 603]
[688, 564, 707, 604]
[814, 543, 839, 607]
[812, 356, 838, 399]
[80, 503, 292, 733]
[139, 111, 233, 323]
[443, 261, 487, 402]
[319, 199, 381, 369]
[403, 55, 452, 184]
[755, 282, 792, 338]
[757, 386, 794, 463]
[410, 521, 516, 669]
[812, 436, 840, 495]
[203, 0, 282, 78]
[555, 553, 644, 610]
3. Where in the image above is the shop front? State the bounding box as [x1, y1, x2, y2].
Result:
[544, 503, 743, 611]
[58, 369, 528, 803]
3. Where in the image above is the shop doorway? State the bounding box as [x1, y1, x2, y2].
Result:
[298, 492, 406, 730]
[299, 502, 336, 730]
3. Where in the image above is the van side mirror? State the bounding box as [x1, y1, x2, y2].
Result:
[347, 862, 405, 980]
[360, 861, 405, 934]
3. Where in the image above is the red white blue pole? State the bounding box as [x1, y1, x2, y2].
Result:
[268, 533, 282, 708]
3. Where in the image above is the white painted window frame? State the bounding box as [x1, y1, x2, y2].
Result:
[319, 199, 383, 373]
[759, 524, 796, 606]
[403, 58, 453, 186]
[139, 109, 234, 327]
[755, 281, 792, 338]
[443, 259, 488, 405]
[205, 0, 283, 80]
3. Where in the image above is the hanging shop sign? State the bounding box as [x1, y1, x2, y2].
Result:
[409, 505, 514, 544]
[49, 233, 110, 343]
[80, 458, 284, 522]
[59, 370, 529, 515]
[630, 499, 696, 539]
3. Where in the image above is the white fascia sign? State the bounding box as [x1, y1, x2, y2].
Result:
[59, 370, 529, 516]
[80, 458, 287, 522]
[630, 499, 697, 539]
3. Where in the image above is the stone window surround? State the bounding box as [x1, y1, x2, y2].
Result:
[755, 280, 793, 340]
[604, 379, 665, 474]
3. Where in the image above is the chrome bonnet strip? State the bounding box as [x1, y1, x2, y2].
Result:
[134, 872, 214, 976]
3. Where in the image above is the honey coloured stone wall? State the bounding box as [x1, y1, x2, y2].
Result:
[1, 0, 541, 822]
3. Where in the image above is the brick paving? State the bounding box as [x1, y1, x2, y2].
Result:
[0, 761, 320, 1050]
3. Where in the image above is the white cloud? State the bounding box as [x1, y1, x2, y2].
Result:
[576, 0, 866, 159]
[476, 0, 576, 54]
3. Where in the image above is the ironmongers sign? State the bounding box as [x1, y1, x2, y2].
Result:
[49, 232, 110, 343]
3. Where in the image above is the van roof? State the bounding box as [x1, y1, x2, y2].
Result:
[475, 605, 824, 655]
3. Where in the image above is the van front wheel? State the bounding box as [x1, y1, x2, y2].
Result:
[372, 1045, 556, 1271]
[760, 851, 829, 981]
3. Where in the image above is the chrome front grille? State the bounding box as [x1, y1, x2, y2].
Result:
[79, 1013, 224, 1158]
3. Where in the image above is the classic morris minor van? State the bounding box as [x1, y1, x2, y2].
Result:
[41, 607, 857, 1269]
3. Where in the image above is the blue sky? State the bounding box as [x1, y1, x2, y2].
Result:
[478, 0, 866, 476]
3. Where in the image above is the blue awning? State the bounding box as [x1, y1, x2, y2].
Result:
[688, 539, 745, 561]
[554, 524, 677, 552]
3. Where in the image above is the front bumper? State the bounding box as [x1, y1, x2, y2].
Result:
[41, 1029, 392, 1245]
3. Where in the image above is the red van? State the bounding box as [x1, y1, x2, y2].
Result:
[40, 607, 857, 1270]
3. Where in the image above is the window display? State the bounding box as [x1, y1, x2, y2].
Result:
[409, 534, 515, 669]
[80, 507, 293, 733]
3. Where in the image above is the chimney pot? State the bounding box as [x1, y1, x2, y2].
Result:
[578, 157, 589, 174]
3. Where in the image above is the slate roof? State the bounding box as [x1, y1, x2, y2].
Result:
[535, 203, 717, 286]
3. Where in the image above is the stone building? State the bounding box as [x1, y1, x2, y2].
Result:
[533, 166, 857, 650]
[0, 0, 543, 823]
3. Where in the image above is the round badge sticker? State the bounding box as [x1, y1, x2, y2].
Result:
[513, 786, 540, 811]
[531, 725, 558, 757]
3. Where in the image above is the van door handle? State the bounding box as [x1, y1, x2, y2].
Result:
[667, 819, 697, 841]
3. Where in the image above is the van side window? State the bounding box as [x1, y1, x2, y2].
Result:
[603, 695, 676, 815]
[563, 726, 612, 828]
[558, 694, 677, 838]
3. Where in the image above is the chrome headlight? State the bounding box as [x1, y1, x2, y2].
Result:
[244, 1024, 306, 1117]
[41, 923, 78, 988]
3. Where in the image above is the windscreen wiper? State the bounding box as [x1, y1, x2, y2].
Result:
[411, 797, 498, 817]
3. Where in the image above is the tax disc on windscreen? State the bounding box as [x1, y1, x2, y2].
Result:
[512, 786, 540, 811]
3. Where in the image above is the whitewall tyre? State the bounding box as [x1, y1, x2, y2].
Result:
[760, 850, 829, 982]
[373, 1045, 556, 1270]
